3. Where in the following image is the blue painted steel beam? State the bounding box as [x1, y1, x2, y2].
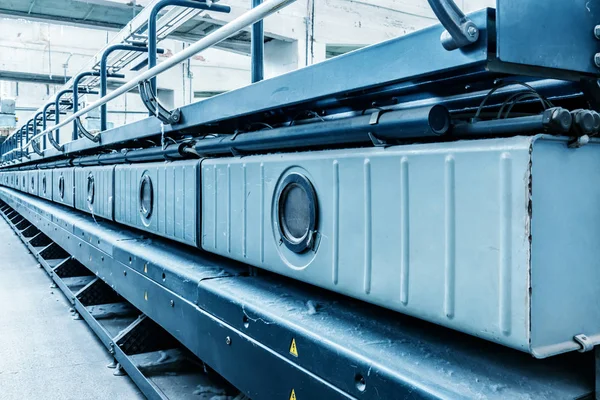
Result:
[251, 0, 264, 83]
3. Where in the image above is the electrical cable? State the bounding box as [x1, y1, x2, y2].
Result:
[474, 81, 553, 120]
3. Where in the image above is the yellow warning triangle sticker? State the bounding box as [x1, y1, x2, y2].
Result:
[289, 338, 298, 357]
[289, 389, 297, 400]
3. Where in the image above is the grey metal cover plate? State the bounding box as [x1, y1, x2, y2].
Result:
[74, 166, 114, 220]
[201, 136, 600, 357]
[114, 160, 200, 246]
[52, 167, 75, 207]
[497, 0, 600, 74]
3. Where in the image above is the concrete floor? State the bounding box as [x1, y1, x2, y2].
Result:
[0, 217, 144, 400]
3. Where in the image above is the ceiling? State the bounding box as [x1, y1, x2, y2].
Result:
[0, 0, 275, 54]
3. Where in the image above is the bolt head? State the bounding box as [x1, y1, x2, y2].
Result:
[595, 53, 600, 68]
[595, 25, 600, 39]
[225, 336, 232, 345]
[467, 25, 478, 38]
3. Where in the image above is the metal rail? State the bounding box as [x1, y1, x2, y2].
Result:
[17, 0, 295, 154]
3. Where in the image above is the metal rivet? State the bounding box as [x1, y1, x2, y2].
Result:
[225, 336, 232, 345]
[123, 270, 127, 276]
[595, 25, 600, 40]
[170, 300, 174, 307]
[595, 53, 600, 68]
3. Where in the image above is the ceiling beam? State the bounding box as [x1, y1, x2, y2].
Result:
[0, 9, 124, 30]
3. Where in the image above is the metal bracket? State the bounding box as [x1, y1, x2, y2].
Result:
[368, 110, 390, 147]
[75, 117, 100, 143]
[31, 138, 43, 156]
[368, 132, 388, 147]
[47, 131, 64, 152]
[427, 0, 479, 51]
[574, 333, 594, 352]
[138, 79, 181, 125]
[568, 135, 590, 149]
[369, 109, 388, 125]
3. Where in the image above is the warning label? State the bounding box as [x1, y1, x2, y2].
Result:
[289, 389, 297, 400]
[289, 338, 298, 357]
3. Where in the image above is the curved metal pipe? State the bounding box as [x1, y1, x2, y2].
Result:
[100, 44, 153, 131]
[55, 89, 73, 145]
[72, 70, 125, 140]
[427, 0, 479, 51]
[147, 0, 231, 97]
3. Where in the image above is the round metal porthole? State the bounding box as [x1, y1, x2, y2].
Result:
[275, 172, 318, 254]
[58, 175, 65, 200]
[86, 173, 95, 206]
[138, 174, 153, 221]
[41, 175, 47, 195]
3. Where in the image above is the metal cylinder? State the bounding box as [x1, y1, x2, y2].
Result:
[192, 105, 451, 156]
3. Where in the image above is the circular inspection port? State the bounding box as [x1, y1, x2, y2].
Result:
[138, 173, 153, 223]
[274, 172, 318, 254]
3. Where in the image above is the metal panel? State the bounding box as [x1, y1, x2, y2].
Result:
[497, 0, 600, 74]
[114, 160, 200, 246]
[202, 137, 533, 352]
[39, 169, 53, 200]
[52, 167, 75, 207]
[74, 166, 114, 220]
[27, 170, 38, 196]
[530, 138, 600, 357]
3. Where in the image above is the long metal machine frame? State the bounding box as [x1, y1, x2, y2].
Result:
[0, 187, 595, 399]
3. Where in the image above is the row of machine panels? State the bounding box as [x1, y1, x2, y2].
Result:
[2, 136, 600, 359]
[0, 161, 200, 246]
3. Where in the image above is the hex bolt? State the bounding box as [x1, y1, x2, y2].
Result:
[170, 300, 175, 307]
[226, 336, 232, 345]
[595, 25, 600, 40]
[595, 53, 600, 68]
[467, 25, 478, 38]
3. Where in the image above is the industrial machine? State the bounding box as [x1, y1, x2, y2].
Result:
[0, 0, 599, 398]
